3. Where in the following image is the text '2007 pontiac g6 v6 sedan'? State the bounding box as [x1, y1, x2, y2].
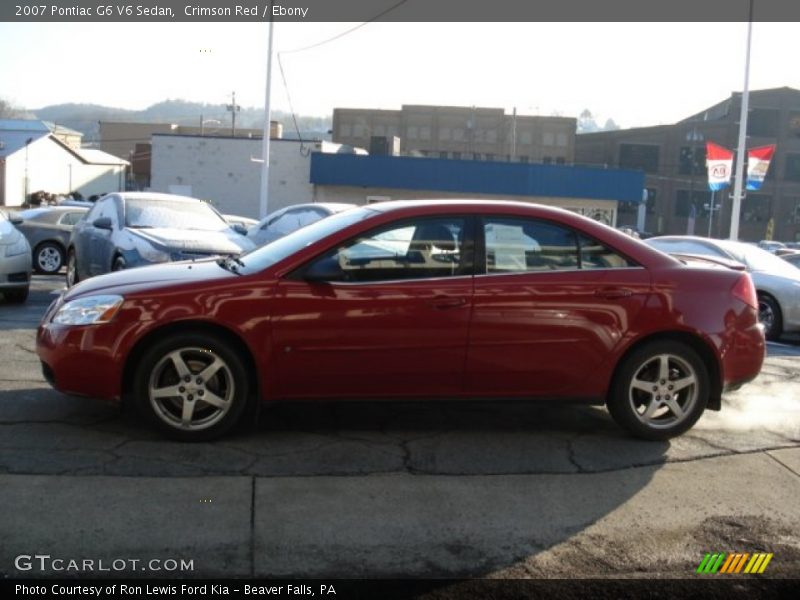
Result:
[37, 200, 766, 441]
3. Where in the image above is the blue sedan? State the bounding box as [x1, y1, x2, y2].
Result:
[66, 192, 254, 286]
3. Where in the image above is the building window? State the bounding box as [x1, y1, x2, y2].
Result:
[555, 156, 566, 165]
[486, 130, 497, 143]
[420, 126, 431, 140]
[453, 128, 464, 141]
[485, 153, 494, 161]
[519, 155, 529, 163]
[439, 127, 452, 141]
[353, 124, 364, 137]
[556, 133, 568, 147]
[452, 152, 462, 160]
[543, 156, 553, 164]
[747, 109, 779, 137]
[386, 126, 398, 137]
[679, 146, 706, 175]
[473, 153, 482, 161]
[373, 125, 385, 136]
[645, 188, 657, 215]
[407, 126, 418, 140]
[439, 151, 448, 159]
[339, 124, 352, 137]
[785, 153, 800, 182]
[542, 132, 555, 146]
[619, 143, 660, 173]
[675, 190, 711, 218]
[743, 194, 771, 223]
[520, 131, 532, 145]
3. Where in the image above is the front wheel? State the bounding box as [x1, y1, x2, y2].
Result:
[132, 333, 250, 441]
[607, 341, 709, 441]
[66, 249, 79, 287]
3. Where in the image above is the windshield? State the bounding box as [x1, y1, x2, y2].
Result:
[124, 197, 229, 231]
[717, 240, 800, 276]
[238, 206, 377, 273]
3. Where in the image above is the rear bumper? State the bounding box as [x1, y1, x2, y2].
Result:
[720, 322, 766, 393]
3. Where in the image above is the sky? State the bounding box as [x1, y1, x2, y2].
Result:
[1, 21, 799, 128]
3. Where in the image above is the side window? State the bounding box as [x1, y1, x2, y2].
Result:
[84, 203, 103, 223]
[59, 212, 85, 226]
[483, 218, 578, 273]
[304, 217, 467, 283]
[95, 199, 118, 228]
[578, 235, 635, 269]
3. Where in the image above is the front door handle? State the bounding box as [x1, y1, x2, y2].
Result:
[594, 287, 633, 299]
[429, 296, 468, 309]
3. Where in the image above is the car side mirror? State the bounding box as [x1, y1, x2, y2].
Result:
[9, 216, 23, 226]
[303, 256, 344, 283]
[231, 224, 248, 236]
[93, 217, 113, 230]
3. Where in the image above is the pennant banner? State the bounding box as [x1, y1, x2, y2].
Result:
[705, 142, 733, 191]
[746, 145, 776, 191]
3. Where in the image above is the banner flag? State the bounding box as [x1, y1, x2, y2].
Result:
[705, 142, 734, 191]
[746, 144, 776, 191]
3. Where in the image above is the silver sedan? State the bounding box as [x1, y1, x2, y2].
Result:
[0, 211, 32, 303]
[646, 235, 800, 341]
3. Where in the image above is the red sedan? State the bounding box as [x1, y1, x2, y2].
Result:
[36, 200, 765, 441]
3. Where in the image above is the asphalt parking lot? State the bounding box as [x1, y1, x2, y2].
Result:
[1, 275, 799, 579]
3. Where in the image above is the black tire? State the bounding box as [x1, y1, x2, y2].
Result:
[66, 249, 79, 287]
[758, 293, 783, 341]
[33, 241, 65, 274]
[3, 287, 29, 303]
[607, 340, 709, 441]
[132, 333, 250, 441]
[112, 255, 127, 271]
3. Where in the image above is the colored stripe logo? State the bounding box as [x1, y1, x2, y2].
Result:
[696, 552, 773, 574]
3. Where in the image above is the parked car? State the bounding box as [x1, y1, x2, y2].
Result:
[15, 206, 89, 273]
[757, 240, 786, 254]
[38, 200, 765, 442]
[782, 252, 800, 269]
[248, 202, 356, 247]
[0, 211, 32, 302]
[66, 192, 254, 287]
[645, 235, 800, 341]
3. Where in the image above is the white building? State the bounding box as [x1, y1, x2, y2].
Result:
[0, 121, 128, 207]
[150, 134, 357, 218]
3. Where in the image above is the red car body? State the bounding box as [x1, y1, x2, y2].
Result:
[37, 201, 765, 440]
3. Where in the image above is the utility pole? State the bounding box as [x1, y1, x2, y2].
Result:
[259, 18, 275, 219]
[730, 0, 754, 240]
[227, 91, 240, 137]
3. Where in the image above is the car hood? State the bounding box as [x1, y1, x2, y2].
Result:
[64, 259, 236, 302]
[129, 227, 254, 253]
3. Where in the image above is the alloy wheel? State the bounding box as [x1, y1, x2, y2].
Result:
[627, 353, 699, 430]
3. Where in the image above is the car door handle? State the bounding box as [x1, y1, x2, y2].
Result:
[429, 296, 468, 309]
[594, 287, 633, 299]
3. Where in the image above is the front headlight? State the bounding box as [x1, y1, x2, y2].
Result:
[5, 235, 28, 257]
[52, 295, 124, 325]
[137, 245, 170, 263]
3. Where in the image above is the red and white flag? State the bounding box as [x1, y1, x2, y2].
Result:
[746, 144, 776, 191]
[705, 142, 733, 191]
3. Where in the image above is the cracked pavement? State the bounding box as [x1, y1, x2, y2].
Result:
[1, 275, 799, 578]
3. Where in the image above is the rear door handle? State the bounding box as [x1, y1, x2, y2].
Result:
[429, 296, 468, 309]
[594, 287, 633, 299]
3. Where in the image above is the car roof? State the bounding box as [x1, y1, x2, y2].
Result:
[114, 192, 206, 204]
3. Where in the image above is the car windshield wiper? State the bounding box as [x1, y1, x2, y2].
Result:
[216, 254, 246, 275]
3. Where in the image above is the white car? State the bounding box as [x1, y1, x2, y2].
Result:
[248, 203, 356, 247]
[0, 211, 33, 303]
[646, 236, 800, 341]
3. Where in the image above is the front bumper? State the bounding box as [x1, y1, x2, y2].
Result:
[0, 251, 32, 289]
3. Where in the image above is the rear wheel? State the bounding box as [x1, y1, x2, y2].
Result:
[34, 242, 65, 274]
[758, 293, 782, 341]
[608, 340, 709, 440]
[133, 333, 250, 441]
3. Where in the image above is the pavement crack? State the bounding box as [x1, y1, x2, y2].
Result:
[566, 435, 586, 473]
[14, 344, 36, 355]
[765, 451, 800, 479]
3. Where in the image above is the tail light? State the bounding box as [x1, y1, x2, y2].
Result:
[731, 273, 758, 309]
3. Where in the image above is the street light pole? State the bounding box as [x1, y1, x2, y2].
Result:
[259, 15, 275, 219]
[729, 0, 754, 240]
